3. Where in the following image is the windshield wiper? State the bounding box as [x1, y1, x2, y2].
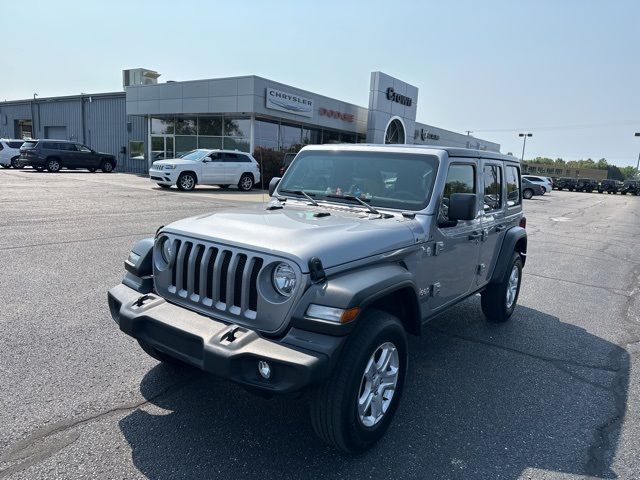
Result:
[326, 194, 380, 215]
[279, 189, 318, 206]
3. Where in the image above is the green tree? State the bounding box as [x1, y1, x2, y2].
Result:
[596, 158, 609, 169]
[620, 166, 638, 180]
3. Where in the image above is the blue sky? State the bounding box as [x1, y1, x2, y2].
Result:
[3, 0, 639, 167]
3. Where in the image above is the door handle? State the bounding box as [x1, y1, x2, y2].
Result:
[468, 232, 482, 241]
[495, 224, 506, 232]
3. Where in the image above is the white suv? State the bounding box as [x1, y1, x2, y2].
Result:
[0, 139, 25, 168]
[522, 175, 552, 193]
[149, 149, 261, 191]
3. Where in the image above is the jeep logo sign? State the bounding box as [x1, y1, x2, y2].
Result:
[266, 88, 314, 117]
[386, 87, 413, 107]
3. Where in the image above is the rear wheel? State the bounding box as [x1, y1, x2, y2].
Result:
[11, 157, 23, 168]
[309, 310, 407, 453]
[177, 172, 196, 191]
[101, 160, 114, 173]
[238, 173, 254, 191]
[46, 158, 61, 172]
[523, 188, 534, 200]
[481, 252, 523, 323]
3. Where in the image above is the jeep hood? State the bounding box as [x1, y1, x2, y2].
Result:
[163, 204, 419, 271]
[153, 159, 200, 167]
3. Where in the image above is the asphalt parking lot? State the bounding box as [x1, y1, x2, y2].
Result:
[1, 169, 639, 479]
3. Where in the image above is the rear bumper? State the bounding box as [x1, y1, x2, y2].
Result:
[108, 284, 339, 393]
[21, 156, 46, 166]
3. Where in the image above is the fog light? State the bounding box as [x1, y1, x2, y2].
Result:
[258, 360, 271, 379]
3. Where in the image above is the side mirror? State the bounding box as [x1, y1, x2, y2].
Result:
[269, 177, 281, 196]
[448, 193, 477, 221]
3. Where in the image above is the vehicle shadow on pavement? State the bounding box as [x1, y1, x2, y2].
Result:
[119, 300, 628, 480]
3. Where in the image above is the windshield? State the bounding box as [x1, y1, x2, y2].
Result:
[278, 150, 439, 211]
[179, 149, 210, 161]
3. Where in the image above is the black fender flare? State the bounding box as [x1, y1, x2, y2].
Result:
[291, 263, 420, 336]
[122, 237, 154, 292]
[490, 227, 527, 283]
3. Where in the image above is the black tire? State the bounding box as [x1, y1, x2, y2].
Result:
[100, 160, 115, 173]
[238, 173, 254, 191]
[11, 156, 22, 168]
[309, 310, 408, 453]
[46, 158, 61, 172]
[34, 166, 45, 172]
[88, 167, 97, 173]
[621, 192, 626, 195]
[157, 183, 171, 189]
[137, 340, 189, 367]
[481, 252, 523, 323]
[598, 190, 602, 193]
[523, 188, 534, 200]
[177, 172, 196, 191]
[0, 164, 9, 169]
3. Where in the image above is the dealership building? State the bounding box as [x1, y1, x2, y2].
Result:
[0, 69, 499, 174]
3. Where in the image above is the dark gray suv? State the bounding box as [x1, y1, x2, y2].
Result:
[108, 145, 527, 453]
[20, 140, 117, 172]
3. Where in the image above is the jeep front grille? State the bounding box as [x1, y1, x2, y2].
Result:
[167, 239, 264, 318]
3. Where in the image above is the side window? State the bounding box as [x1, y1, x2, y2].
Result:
[439, 164, 476, 224]
[223, 153, 240, 162]
[76, 144, 91, 153]
[207, 152, 222, 161]
[239, 154, 252, 163]
[505, 166, 521, 207]
[483, 164, 502, 212]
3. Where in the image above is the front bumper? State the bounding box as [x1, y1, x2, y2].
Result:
[108, 283, 339, 393]
[149, 169, 175, 184]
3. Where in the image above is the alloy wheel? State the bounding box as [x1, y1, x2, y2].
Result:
[357, 342, 400, 428]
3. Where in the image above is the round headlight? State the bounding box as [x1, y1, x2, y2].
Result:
[272, 263, 296, 297]
[160, 237, 173, 264]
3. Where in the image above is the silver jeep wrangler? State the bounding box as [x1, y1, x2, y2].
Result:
[108, 144, 527, 453]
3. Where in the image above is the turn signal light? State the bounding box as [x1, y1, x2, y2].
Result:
[519, 217, 527, 229]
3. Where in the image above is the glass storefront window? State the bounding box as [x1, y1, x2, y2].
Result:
[255, 119, 279, 150]
[198, 117, 223, 136]
[223, 137, 250, 152]
[198, 136, 223, 149]
[280, 123, 302, 152]
[175, 136, 197, 156]
[129, 141, 144, 160]
[302, 127, 322, 145]
[151, 117, 174, 134]
[224, 118, 251, 137]
[175, 118, 197, 135]
[322, 130, 340, 144]
[341, 132, 356, 144]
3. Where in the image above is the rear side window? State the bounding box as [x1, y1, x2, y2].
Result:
[505, 165, 521, 207]
[483, 165, 503, 212]
[439, 164, 476, 224]
[222, 153, 240, 162]
[238, 154, 252, 163]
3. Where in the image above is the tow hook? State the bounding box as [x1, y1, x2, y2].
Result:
[220, 325, 248, 345]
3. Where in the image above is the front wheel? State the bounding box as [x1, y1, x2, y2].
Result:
[309, 310, 408, 453]
[238, 174, 254, 191]
[177, 172, 196, 191]
[481, 252, 523, 323]
[101, 160, 114, 173]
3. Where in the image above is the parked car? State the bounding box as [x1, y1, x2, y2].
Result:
[545, 177, 554, 189]
[575, 178, 598, 192]
[620, 180, 640, 196]
[19, 140, 117, 172]
[522, 177, 544, 199]
[554, 177, 577, 191]
[109, 144, 527, 453]
[149, 149, 261, 191]
[598, 179, 620, 194]
[279, 152, 297, 176]
[0, 139, 25, 168]
[522, 175, 552, 193]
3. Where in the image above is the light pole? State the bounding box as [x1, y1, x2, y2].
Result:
[518, 133, 532, 162]
[635, 132, 640, 179]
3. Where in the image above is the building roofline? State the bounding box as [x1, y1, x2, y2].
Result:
[0, 91, 124, 106]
